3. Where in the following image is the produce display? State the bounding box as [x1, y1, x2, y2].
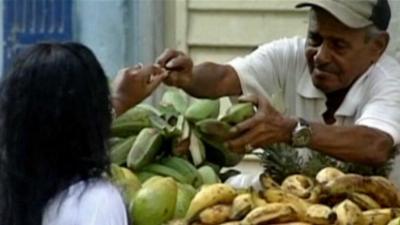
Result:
[107, 88, 400, 225]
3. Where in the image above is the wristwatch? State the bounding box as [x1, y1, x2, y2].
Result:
[291, 118, 312, 147]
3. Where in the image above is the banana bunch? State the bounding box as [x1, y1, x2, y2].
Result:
[109, 89, 258, 187]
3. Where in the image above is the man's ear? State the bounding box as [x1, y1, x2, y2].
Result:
[371, 32, 390, 60]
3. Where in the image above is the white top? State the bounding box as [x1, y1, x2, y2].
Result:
[229, 36, 400, 186]
[42, 179, 128, 225]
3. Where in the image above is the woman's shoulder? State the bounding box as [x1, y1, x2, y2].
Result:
[43, 178, 128, 225]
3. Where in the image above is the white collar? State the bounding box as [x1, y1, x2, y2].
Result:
[297, 65, 374, 117]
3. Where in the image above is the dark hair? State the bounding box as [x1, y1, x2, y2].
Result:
[0, 42, 112, 225]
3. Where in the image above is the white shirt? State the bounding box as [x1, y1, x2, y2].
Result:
[42, 179, 128, 225]
[229, 36, 400, 187]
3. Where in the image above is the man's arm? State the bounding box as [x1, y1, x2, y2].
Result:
[156, 49, 242, 98]
[187, 62, 242, 98]
[309, 123, 393, 165]
[227, 95, 394, 166]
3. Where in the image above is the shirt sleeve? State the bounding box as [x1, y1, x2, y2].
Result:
[356, 65, 400, 145]
[78, 181, 128, 225]
[228, 37, 305, 99]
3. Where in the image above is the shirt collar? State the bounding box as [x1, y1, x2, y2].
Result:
[297, 65, 374, 117]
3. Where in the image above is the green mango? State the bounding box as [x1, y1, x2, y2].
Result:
[130, 177, 178, 225]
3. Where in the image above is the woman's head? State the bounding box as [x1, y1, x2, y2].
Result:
[0, 42, 111, 225]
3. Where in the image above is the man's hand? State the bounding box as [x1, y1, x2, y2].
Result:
[112, 64, 167, 116]
[226, 95, 297, 154]
[156, 49, 194, 90]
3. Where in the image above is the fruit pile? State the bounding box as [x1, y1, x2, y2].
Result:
[109, 88, 255, 173]
[108, 88, 257, 225]
[165, 167, 400, 225]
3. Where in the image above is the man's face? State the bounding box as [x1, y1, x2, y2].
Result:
[305, 9, 382, 94]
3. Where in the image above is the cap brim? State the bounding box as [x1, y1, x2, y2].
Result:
[295, 1, 372, 29]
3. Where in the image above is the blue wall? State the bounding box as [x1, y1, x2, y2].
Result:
[1, 0, 164, 79]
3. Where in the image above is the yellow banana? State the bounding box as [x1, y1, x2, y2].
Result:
[230, 193, 254, 220]
[198, 204, 231, 225]
[334, 199, 365, 225]
[185, 183, 237, 221]
[304, 204, 336, 225]
[315, 167, 344, 184]
[219, 221, 241, 225]
[281, 175, 314, 199]
[259, 173, 281, 190]
[348, 192, 381, 210]
[262, 189, 310, 221]
[388, 217, 400, 225]
[363, 208, 399, 225]
[322, 174, 399, 207]
[241, 203, 298, 225]
[250, 188, 268, 207]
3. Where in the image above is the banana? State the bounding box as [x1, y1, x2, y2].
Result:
[304, 204, 336, 225]
[130, 177, 177, 225]
[115, 177, 142, 205]
[110, 135, 136, 165]
[220, 102, 255, 125]
[189, 131, 206, 166]
[149, 113, 181, 138]
[164, 219, 188, 225]
[322, 174, 399, 207]
[197, 165, 221, 184]
[259, 173, 281, 190]
[363, 208, 400, 225]
[262, 189, 310, 220]
[306, 184, 322, 203]
[220, 222, 241, 225]
[198, 204, 231, 225]
[185, 183, 237, 221]
[185, 99, 220, 123]
[141, 163, 190, 184]
[196, 118, 232, 141]
[241, 203, 298, 225]
[127, 128, 163, 170]
[197, 130, 244, 167]
[348, 192, 381, 210]
[135, 171, 158, 183]
[230, 193, 254, 220]
[160, 156, 203, 187]
[159, 88, 188, 114]
[174, 182, 197, 219]
[281, 175, 315, 199]
[172, 119, 191, 156]
[388, 217, 400, 225]
[334, 199, 365, 225]
[266, 223, 312, 225]
[250, 188, 268, 207]
[111, 105, 154, 137]
[315, 167, 345, 184]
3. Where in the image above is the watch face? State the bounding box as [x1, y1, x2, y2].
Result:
[293, 128, 312, 147]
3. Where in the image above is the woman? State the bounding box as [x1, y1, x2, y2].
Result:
[0, 42, 167, 225]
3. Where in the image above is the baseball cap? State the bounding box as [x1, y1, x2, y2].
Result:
[296, 0, 391, 30]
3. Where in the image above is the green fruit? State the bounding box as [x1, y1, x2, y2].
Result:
[174, 183, 197, 219]
[111, 106, 155, 137]
[197, 165, 221, 184]
[127, 128, 163, 170]
[220, 102, 255, 125]
[131, 177, 178, 225]
[110, 136, 136, 165]
[185, 99, 220, 123]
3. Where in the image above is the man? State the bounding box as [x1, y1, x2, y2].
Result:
[156, 0, 400, 185]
